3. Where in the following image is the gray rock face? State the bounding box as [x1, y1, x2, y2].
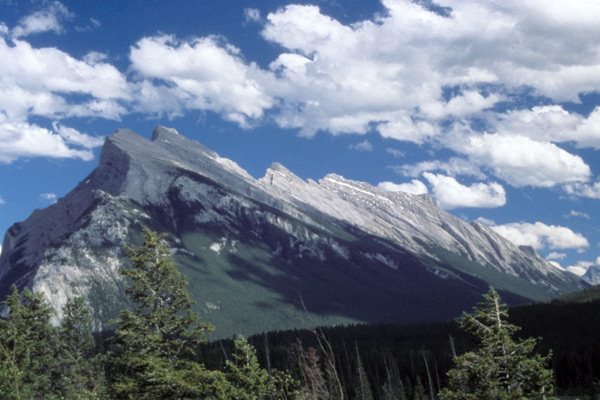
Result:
[582, 265, 600, 285]
[0, 126, 586, 335]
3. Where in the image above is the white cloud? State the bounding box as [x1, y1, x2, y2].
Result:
[546, 252, 567, 261]
[378, 180, 428, 195]
[2, 0, 600, 182]
[0, 37, 129, 119]
[491, 222, 589, 251]
[12, 1, 73, 38]
[244, 8, 261, 23]
[0, 31, 128, 163]
[564, 181, 600, 200]
[386, 148, 404, 158]
[547, 260, 563, 270]
[349, 140, 373, 152]
[129, 35, 274, 127]
[254, 1, 600, 190]
[564, 210, 591, 220]
[0, 122, 97, 163]
[52, 122, 104, 149]
[566, 261, 593, 277]
[421, 91, 500, 119]
[395, 157, 485, 179]
[454, 134, 590, 187]
[474, 217, 495, 226]
[40, 193, 58, 204]
[0, 195, 4, 205]
[422, 173, 506, 209]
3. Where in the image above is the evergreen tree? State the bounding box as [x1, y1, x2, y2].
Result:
[438, 288, 556, 400]
[225, 334, 277, 399]
[109, 227, 229, 399]
[0, 285, 59, 399]
[412, 377, 427, 400]
[58, 296, 106, 399]
[353, 349, 374, 400]
[397, 380, 409, 400]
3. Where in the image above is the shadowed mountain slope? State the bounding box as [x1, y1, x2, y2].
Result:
[0, 126, 585, 337]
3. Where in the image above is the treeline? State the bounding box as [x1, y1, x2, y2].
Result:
[0, 227, 590, 399]
[233, 299, 600, 399]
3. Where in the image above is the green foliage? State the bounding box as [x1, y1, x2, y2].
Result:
[109, 227, 227, 399]
[438, 287, 556, 400]
[353, 349, 374, 400]
[225, 334, 278, 399]
[58, 296, 107, 399]
[412, 377, 427, 400]
[0, 285, 60, 399]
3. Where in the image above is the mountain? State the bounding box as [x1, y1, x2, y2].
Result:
[0, 126, 585, 337]
[582, 264, 600, 285]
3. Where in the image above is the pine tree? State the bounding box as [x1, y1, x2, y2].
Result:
[438, 287, 556, 400]
[413, 376, 427, 400]
[109, 227, 229, 399]
[58, 296, 106, 399]
[225, 334, 277, 399]
[353, 348, 374, 400]
[0, 285, 60, 399]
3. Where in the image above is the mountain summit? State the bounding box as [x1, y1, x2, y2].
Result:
[0, 127, 585, 336]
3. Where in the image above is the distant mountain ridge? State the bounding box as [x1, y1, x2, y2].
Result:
[0, 126, 586, 337]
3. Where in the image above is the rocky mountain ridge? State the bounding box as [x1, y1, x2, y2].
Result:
[0, 126, 585, 336]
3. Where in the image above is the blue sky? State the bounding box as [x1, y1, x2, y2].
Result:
[1, 0, 600, 276]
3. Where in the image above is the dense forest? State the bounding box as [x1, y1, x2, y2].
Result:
[0, 228, 597, 399]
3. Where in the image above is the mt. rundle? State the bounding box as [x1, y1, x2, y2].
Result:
[0, 126, 585, 337]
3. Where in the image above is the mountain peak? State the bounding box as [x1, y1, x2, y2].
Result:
[151, 125, 181, 141]
[0, 126, 586, 335]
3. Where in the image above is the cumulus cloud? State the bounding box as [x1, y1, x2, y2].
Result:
[386, 148, 404, 158]
[244, 8, 261, 23]
[422, 173, 506, 209]
[0, 20, 128, 164]
[564, 181, 600, 200]
[546, 252, 567, 261]
[0, 122, 98, 163]
[2, 0, 600, 185]
[394, 157, 485, 179]
[454, 134, 591, 187]
[40, 193, 58, 204]
[492, 222, 589, 251]
[475, 217, 495, 226]
[378, 180, 428, 195]
[0, 195, 4, 205]
[565, 261, 593, 277]
[0, 38, 129, 118]
[129, 35, 274, 127]
[254, 1, 600, 191]
[349, 140, 373, 152]
[564, 210, 591, 219]
[12, 1, 73, 38]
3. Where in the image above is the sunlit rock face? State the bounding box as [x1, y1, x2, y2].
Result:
[0, 126, 586, 337]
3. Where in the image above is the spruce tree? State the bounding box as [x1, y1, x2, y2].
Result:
[438, 288, 556, 400]
[412, 377, 427, 400]
[58, 296, 106, 399]
[353, 349, 374, 400]
[109, 227, 229, 399]
[225, 334, 276, 399]
[0, 285, 59, 399]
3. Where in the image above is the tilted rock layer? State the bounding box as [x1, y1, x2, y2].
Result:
[0, 126, 585, 337]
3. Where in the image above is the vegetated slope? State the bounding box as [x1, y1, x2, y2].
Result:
[553, 282, 600, 303]
[0, 126, 585, 337]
